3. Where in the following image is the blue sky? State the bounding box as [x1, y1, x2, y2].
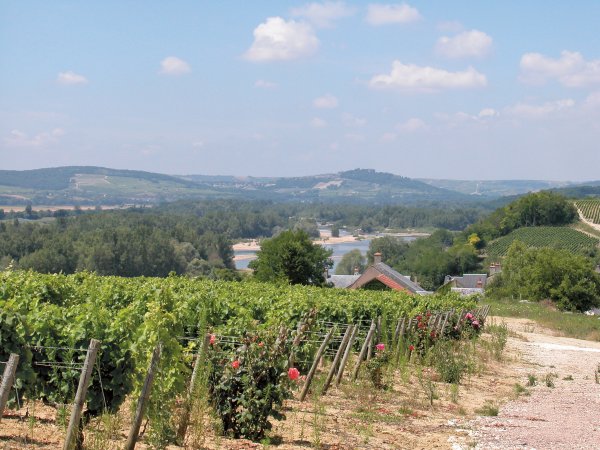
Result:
[1, 1, 599, 180]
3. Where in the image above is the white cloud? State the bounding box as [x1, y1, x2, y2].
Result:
[313, 94, 339, 108]
[290, 1, 355, 28]
[366, 3, 421, 26]
[505, 98, 575, 119]
[436, 30, 492, 59]
[3, 128, 64, 147]
[369, 60, 487, 92]
[380, 132, 397, 142]
[192, 141, 204, 148]
[311, 117, 328, 127]
[245, 17, 319, 62]
[160, 56, 191, 75]
[396, 118, 427, 132]
[520, 51, 600, 87]
[584, 91, 600, 108]
[57, 71, 88, 85]
[478, 108, 499, 118]
[342, 112, 367, 127]
[255, 79, 278, 89]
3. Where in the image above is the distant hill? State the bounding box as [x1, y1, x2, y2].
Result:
[418, 179, 576, 197]
[1, 166, 598, 207]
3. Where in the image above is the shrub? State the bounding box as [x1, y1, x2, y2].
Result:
[366, 343, 389, 389]
[207, 329, 296, 441]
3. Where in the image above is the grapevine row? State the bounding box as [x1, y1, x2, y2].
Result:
[486, 226, 599, 258]
[0, 270, 476, 422]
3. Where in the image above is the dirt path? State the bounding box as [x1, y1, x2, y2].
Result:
[468, 317, 600, 449]
[576, 206, 600, 233]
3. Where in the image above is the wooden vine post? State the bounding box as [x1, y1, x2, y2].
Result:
[322, 325, 353, 394]
[336, 324, 359, 386]
[177, 334, 210, 443]
[63, 339, 100, 450]
[125, 343, 162, 450]
[299, 328, 334, 402]
[352, 320, 376, 381]
[0, 353, 20, 423]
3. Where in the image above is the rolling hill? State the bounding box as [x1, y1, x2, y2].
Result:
[2, 166, 599, 207]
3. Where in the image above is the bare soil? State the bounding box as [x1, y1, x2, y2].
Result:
[2, 317, 599, 449]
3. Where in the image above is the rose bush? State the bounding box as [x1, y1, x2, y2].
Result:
[207, 329, 295, 440]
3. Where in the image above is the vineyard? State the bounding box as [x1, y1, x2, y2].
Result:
[575, 199, 600, 225]
[486, 226, 599, 258]
[0, 270, 487, 448]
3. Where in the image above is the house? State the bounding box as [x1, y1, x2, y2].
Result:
[327, 274, 361, 288]
[443, 273, 487, 296]
[337, 253, 430, 295]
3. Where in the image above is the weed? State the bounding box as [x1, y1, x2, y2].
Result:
[475, 401, 499, 416]
[513, 383, 530, 397]
[485, 322, 509, 361]
[545, 372, 558, 388]
[595, 363, 600, 384]
[429, 340, 467, 384]
[56, 403, 69, 429]
[398, 404, 413, 416]
[450, 383, 460, 403]
[562, 375, 574, 381]
[526, 374, 537, 386]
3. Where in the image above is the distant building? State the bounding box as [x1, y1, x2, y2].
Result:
[443, 273, 487, 296]
[489, 262, 502, 276]
[327, 274, 361, 288]
[336, 252, 430, 295]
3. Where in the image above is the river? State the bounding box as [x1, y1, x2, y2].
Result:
[234, 230, 419, 270]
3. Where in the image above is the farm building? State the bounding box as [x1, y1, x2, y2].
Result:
[443, 273, 488, 296]
[328, 252, 430, 295]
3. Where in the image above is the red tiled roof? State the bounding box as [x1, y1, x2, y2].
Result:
[375, 274, 408, 292]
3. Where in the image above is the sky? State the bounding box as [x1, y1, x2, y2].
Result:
[1, 1, 600, 181]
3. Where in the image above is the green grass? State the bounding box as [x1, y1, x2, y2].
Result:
[484, 298, 600, 342]
[486, 226, 599, 258]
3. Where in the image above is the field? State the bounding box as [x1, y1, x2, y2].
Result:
[575, 198, 600, 224]
[486, 226, 599, 258]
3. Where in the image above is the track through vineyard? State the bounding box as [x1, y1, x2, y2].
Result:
[576, 201, 600, 234]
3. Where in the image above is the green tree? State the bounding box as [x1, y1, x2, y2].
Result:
[489, 241, 600, 311]
[249, 230, 332, 285]
[335, 249, 366, 275]
[367, 236, 409, 267]
[331, 225, 340, 238]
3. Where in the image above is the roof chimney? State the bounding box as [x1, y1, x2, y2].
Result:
[354, 266, 359, 275]
[374, 252, 382, 264]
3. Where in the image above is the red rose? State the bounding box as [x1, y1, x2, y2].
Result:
[409, 345, 415, 351]
[231, 360, 240, 369]
[288, 367, 300, 381]
[209, 334, 216, 345]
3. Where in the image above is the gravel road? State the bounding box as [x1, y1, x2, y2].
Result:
[470, 318, 600, 450]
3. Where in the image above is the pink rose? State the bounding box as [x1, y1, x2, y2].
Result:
[209, 334, 216, 345]
[288, 367, 300, 381]
[472, 320, 480, 328]
[375, 343, 385, 352]
[465, 313, 474, 320]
